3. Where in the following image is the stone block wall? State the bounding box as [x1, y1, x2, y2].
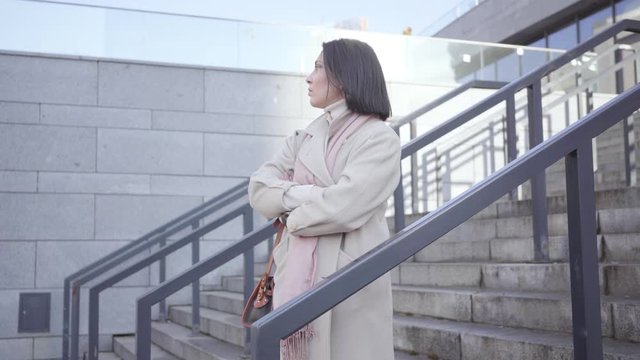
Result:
[0, 51, 313, 359]
[0, 50, 464, 359]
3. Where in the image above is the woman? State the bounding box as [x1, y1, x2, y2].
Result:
[248, 38, 400, 360]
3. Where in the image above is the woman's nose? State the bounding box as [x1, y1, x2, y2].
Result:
[305, 75, 312, 84]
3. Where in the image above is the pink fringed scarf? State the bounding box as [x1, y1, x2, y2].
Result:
[275, 112, 370, 360]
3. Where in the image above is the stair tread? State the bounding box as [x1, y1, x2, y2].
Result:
[393, 284, 640, 303]
[402, 261, 640, 266]
[394, 314, 640, 355]
[202, 290, 244, 299]
[171, 305, 242, 327]
[98, 352, 121, 360]
[113, 334, 180, 360]
[152, 320, 244, 359]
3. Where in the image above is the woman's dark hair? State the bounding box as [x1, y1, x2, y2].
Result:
[322, 39, 392, 121]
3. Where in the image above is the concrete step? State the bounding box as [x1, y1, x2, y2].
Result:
[603, 233, 640, 262]
[394, 285, 640, 341]
[97, 352, 121, 360]
[397, 262, 640, 296]
[151, 320, 244, 360]
[221, 276, 260, 293]
[416, 207, 640, 245]
[201, 290, 244, 315]
[112, 335, 179, 360]
[411, 233, 640, 263]
[393, 313, 640, 360]
[414, 235, 574, 263]
[507, 186, 640, 217]
[169, 305, 245, 347]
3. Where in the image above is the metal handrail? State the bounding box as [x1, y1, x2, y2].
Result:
[62, 74, 506, 360]
[389, 80, 508, 130]
[417, 45, 640, 207]
[251, 78, 640, 360]
[85, 202, 252, 360]
[63, 179, 248, 360]
[399, 20, 640, 159]
[393, 20, 640, 260]
[136, 222, 277, 359]
[133, 20, 640, 360]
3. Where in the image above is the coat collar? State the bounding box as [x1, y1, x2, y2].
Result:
[297, 102, 357, 186]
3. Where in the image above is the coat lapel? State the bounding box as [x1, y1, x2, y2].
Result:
[297, 116, 336, 186]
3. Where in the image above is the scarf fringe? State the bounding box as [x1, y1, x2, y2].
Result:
[280, 325, 315, 360]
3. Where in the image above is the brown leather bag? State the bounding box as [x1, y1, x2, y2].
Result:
[241, 221, 285, 328]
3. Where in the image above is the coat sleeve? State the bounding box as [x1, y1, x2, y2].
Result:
[248, 133, 300, 219]
[286, 127, 401, 237]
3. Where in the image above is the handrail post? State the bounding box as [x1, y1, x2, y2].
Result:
[528, 80, 549, 261]
[393, 180, 406, 233]
[158, 236, 167, 322]
[410, 120, 419, 214]
[243, 207, 255, 355]
[62, 279, 70, 360]
[191, 220, 201, 334]
[565, 139, 603, 359]
[70, 285, 80, 360]
[88, 288, 99, 360]
[505, 95, 518, 200]
[136, 298, 153, 360]
[615, 48, 634, 187]
[393, 127, 406, 233]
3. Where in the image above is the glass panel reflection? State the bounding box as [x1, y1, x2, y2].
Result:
[0, 0, 561, 85]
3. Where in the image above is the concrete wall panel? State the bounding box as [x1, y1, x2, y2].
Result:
[0, 102, 39, 124]
[99, 62, 204, 111]
[38, 172, 150, 195]
[0, 171, 37, 192]
[0, 54, 97, 105]
[204, 133, 284, 177]
[97, 128, 203, 175]
[205, 71, 303, 117]
[152, 110, 253, 134]
[0, 194, 94, 240]
[0, 124, 96, 172]
[95, 195, 201, 240]
[0, 241, 35, 288]
[41, 104, 151, 129]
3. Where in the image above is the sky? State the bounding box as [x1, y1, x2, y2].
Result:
[40, 0, 456, 35]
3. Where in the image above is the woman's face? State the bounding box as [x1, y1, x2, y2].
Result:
[306, 52, 343, 108]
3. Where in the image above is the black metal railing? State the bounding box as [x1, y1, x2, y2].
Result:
[250, 78, 640, 360]
[67, 19, 640, 360]
[247, 20, 640, 360]
[62, 180, 249, 360]
[63, 78, 506, 359]
[393, 20, 640, 261]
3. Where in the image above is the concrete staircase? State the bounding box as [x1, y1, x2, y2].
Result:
[106, 187, 640, 360]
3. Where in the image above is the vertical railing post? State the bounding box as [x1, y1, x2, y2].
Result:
[615, 48, 636, 187]
[410, 120, 419, 214]
[136, 298, 153, 360]
[565, 139, 603, 360]
[191, 220, 201, 334]
[62, 279, 70, 360]
[505, 95, 518, 200]
[158, 237, 167, 322]
[393, 179, 406, 233]
[87, 288, 99, 360]
[243, 207, 255, 355]
[70, 286, 80, 360]
[528, 80, 550, 261]
[393, 126, 406, 233]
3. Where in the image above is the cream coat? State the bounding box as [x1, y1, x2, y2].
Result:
[248, 110, 401, 360]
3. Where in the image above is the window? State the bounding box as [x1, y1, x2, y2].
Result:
[579, 6, 614, 42]
[615, 0, 640, 21]
[548, 22, 578, 49]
